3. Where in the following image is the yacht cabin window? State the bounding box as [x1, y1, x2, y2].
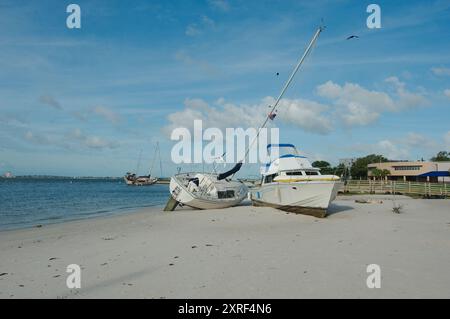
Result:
[285, 171, 305, 176]
[305, 171, 319, 175]
[264, 173, 277, 183]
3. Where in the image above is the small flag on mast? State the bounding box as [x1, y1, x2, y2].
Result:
[268, 111, 277, 120]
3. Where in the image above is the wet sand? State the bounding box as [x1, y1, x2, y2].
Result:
[0, 195, 449, 298]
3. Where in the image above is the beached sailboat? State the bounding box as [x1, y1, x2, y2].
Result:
[169, 171, 248, 210]
[250, 144, 342, 218]
[167, 24, 327, 211]
[124, 143, 161, 186]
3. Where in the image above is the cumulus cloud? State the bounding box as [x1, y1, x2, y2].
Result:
[348, 139, 410, 160]
[404, 132, 436, 148]
[93, 106, 121, 124]
[70, 128, 119, 150]
[185, 24, 201, 36]
[348, 132, 447, 161]
[444, 89, 450, 99]
[163, 96, 332, 136]
[208, 0, 230, 11]
[39, 95, 62, 110]
[24, 131, 54, 145]
[431, 67, 450, 76]
[316, 78, 428, 126]
[444, 131, 450, 147]
[185, 15, 215, 37]
[174, 50, 217, 75]
[376, 140, 410, 160]
[201, 15, 215, 28]
[317, 81, 395, 126]
[164, 77, 428, 144]
[21, 127, 119, 151]
[385, 76, 428, 108]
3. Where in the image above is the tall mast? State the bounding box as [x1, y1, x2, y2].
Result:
[158, 142, 163, 177]
[136, 149, 143, 175]
[149, 143, 158, 176]
[217, 25, 324, 181]
[243, 25, 324, 161]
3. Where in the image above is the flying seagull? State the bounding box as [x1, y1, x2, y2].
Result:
[346, 35, 359, 40]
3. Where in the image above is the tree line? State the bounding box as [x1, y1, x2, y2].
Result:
[312, 151, 450, 179]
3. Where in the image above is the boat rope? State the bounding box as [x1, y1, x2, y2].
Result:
[223, 24, 325, 179]
[242, 25, 324, 163]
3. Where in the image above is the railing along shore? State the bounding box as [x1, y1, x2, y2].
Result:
[341, 180, 449, 197]
[156, 178, 449, 197]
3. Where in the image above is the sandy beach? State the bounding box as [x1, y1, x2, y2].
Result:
[0, 194, 449, 299]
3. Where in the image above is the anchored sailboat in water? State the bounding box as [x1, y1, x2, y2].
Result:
[124, 143, 162, 186]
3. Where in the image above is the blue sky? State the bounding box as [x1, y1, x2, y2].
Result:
[0, 0, 449, 177]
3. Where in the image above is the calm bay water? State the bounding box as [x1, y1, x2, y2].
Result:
[0, 178, 169, 231]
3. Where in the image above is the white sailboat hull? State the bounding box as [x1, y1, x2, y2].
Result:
[169, 174, 247, 210]
[250, 181, 342, 218]
[124, 176, 158, 186]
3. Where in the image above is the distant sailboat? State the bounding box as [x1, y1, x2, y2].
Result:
[124, 143, 161, 186]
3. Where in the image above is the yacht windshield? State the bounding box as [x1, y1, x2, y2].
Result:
[267, 144, 298, 160]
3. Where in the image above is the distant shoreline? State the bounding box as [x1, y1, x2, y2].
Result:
[0, 175, 171, 181]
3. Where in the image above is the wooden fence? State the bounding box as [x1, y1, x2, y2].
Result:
[341, 180, 449, 197]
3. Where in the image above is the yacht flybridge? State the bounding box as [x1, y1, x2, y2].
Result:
[250, 144, 342, 218]
[167, 24, 328, 211]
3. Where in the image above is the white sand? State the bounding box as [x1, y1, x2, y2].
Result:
[1, 195, 449, 299]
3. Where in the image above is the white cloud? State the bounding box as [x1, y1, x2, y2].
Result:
[317, 81, 395, 126]
[316, 78, 428, 126]
[39, 95, 62, 110]
[444, 131, 450, 147]
[431, 67, 450, 76]
[348, 139, 409, 160]
[385, 76, 428, 108]
[444, 89, 450, 99]
[24, 131, 53, 145]
[202, 15, 215, 28]
[208, 0, 230, 11]
[185, 15, 215, 37]
[70, 128, 119, 150]
[163, 96, 332, 136]
[404, 132, 434, 148]
[93, 106, 121, 124]
[347, 132, 447, 161]
[376, 140, 410, 160]
[276, 98, 332, 134]
[174, 50, 218, 75]
[185, 24, 201, 36]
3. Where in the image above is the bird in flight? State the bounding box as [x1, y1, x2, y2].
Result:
[346, 35, 359, 40]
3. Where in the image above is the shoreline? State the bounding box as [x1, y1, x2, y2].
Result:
[0, 204, 166, 233]
[1, 195, 450, 298]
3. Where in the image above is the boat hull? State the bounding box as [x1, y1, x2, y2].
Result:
[250, 181, 342, 218]
[169, 174, 247, 210]
[124, 176, 158, 186]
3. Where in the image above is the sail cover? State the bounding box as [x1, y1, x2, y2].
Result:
[217, 162, 243, 180]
